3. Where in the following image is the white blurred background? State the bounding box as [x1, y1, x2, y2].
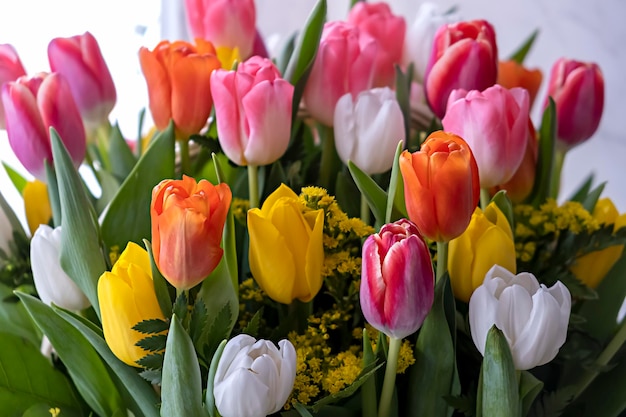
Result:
[1, 0, 625, 230]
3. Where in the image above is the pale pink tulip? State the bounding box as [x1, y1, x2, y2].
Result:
[0, 44, 27, 129]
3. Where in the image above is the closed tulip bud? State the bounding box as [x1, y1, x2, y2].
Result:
[214, 334, 296, 417]
[23, 179, 52, 235]
[48, 32, 117, 131]
[544, 58, 604, 148]
[247, 184, 324, 304]
[442, 85, 530, 188]
[424, 19, 498, 118]
[303, 21, 379, 126]
[0, 44, 27, 129]
[399, 131, 480, 242]
[211, 56, 294, 166]
[184, 0, 256, 59]
[2, 73, 86, 181]
[449, 203, 517, 302]
[139, 39, 221, 138]
[360, 219, 434, 339]
[333, 87, 405, 174]
[98, 242, 167, 367]
[469, 265, 571, 370]
[570, 198, 626, 288]
[30, 225, 90, 311]
[497, 60, 543, 108]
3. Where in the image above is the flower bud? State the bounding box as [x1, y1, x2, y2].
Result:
[0, 43, 27, 129]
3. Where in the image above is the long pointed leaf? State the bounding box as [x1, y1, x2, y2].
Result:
[348, 161, 388, 225]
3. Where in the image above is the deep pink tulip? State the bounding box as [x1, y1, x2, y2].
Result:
[442, 85, 530, 188]
[360, 219, 434, 339]
[1, 73, 86, 180]
[184, 0, 256, 59]
[0, 44, 27, 129]
[424, 19, 498, 119]
[211, 56, 294, 166]
[48, 32, 116, 131]
[302, 21, 379, 127]
[544, 58, 604, 149]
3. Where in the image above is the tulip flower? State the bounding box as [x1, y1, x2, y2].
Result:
[544, 58, 604, 148]
[442, 85, 530, 188]
[399, 131, 480, 242]
[213, 334, 296, 417]
[360, 219, 434, 339]
[30, 225, 90, 311]
[497, 60, 543, 108]
[303, 21, 379, 126]
[469, 265, 571, 370]
[0, 44, 27, 129]
[570, 198, 626, 288]
[151, 175, 232, 290]
[247, 184, 324, 304]
[333, 87, 405, 174]
[424, 19, 498, 118]
[448, 202, 517, 302]
[98, 241, 167, 367]
[211, 56, 294, 166]
[2, 73, 86, 181]
[139, 39, 221, 138]
[48, 31, 116, 131]
[184, 0, 256, 59]
[23, 179, 52, 235]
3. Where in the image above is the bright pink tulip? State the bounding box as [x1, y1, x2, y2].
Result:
[442, 85, 530, 188]
[184, 0, 256, 59]
[360, 219, 434, 339]
[211, 56, 294, 166]
[347, 2, 406, 87]
[303, 21, 379, 126]
[544, 58, 604, 149]
[0, 44, 27, 129]
[424, 19, 498, 119]
[48, 32, 116, 131]
[2, 73, 86, 180]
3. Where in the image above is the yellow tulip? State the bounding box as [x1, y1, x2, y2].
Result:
[448, 202, 517, 302]
[23, 180, 52, 235]
[570, 198, 626, 288]
[247, 184, 324, 304]
[98, 241, 166, 366]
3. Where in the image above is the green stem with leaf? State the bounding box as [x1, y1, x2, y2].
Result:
[378, 336, 402, 417]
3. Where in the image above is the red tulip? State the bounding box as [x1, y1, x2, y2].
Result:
[0, 44, 27, 129]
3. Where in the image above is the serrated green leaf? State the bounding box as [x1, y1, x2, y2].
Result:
[190, 298, 208, 345]
[2, 162, 28, 194]
[205, 339, 227, 417]
[132, 318, 170, 335]
[136, 353, 164, 370]
[172, 292, 188, 321]
[242, 308, 263, 337]
[138, 369, 162, 386]
[205, 303, 234, 359]
[508, 29, 539, 64]
[136, 334, 167, 353]
[108, 122, 137, 182]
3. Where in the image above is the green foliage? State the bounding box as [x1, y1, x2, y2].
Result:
[133, 318, 170, 335]
[509, 29, 539, 64]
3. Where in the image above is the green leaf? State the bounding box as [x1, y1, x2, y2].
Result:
[519, 370, 544, 417]
[44, 161, 61, 227]
[205, 339, 227, 417]
[0, 190, 27, 244]
[161, 315, 206, 417]
[172, 292, 188, 322]
[189, 298, 208, 346]
[508, 29, 539, 64]
[136, 353, 164, 370]
[108, 123, 138, 182]
[529, 99, 556, 207]
[133, 318, 170, 335]
[276, 32, 297, 75]
[144, 240, 173, 318]
[361, 329, 378, 417]
[2, 163, 28, 195]
[241, 308, 262, 336]
[204, 303, 234, 360]
[567, 173, 595, 203]
[50, 129, 108, 317]
[394, 64, 413, 145]
[0, 283, 39, 347]
[136, 334, 167, 352]
[580, 182, 606, 213]
[94, 167, 121, 214]
[348, 161, 388, 225]
[293, 403, 315, 417]
[490, 190, 515, 230]
[385, 141, 406, 224]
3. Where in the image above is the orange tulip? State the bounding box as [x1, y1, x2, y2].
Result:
[497, 60, 543, 108]
[151, 175, 232, 289]
[399, 131, 480, 242]
[139, 39, 221, 138]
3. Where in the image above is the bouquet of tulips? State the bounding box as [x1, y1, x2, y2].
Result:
[1, 0, 625, 416]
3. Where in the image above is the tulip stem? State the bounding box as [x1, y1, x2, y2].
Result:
[248, 165, 260, 209]
[436, 241, 448, 283]
[378, 336, 402, 417]
[480, 188, 491, 210]
[179, 139, 191, 177]
[361, 194, 371, 225]
[319, 126, 340, 193]
[549, 147, 566, 200]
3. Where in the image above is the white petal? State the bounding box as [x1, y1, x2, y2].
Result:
[469, 284, 499, 356]
[333, 92, 357, 166]
[214, 368, 271, 417]
[214, 334, 256, 384]
[494, 285, 534, 346]
[272, 339, 297, 413]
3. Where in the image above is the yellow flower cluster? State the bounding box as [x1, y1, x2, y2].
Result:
[354, 326, 416, 374]
[230, 197, 250, 224]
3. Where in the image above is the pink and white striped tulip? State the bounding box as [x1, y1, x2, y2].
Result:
[0, 44, 27, 129]
[442, 85, 530, 188]
[211, 56, 294, 166]
[360, 219, 434, 339]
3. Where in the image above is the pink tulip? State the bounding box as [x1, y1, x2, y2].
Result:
[347, 2, 406, 87]
[48, 32, 116, 131]
[544, 58, 604, 149]
[1, 73, 86, 180]
[360, 219, 434, 339]
[302, 21, 379, 127]
[211, 56, 294, 166]
[424, 19, 498, 119]
[442, 85, 529, 188]
[0, 44, 27, 129]
[184, 0, 256, 59]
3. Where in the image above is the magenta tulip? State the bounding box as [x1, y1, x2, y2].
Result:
[424, 19, 498, 119]
[0, 44, 27, 129]
[360, 219, 434, 339]
[211, 56, 294, 166]
[544, 58, 604, 149]
[1, 73, 86, 180]
[442, 85, 530, 188]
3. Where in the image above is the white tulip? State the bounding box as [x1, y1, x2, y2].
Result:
[334, 87, 405, 175]
[469, 265, 571, 370]
[30, 225, 90, 311]
[214, 334, 296, 417]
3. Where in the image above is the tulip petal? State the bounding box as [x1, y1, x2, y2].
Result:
[139, 46, 172, 131]
[469, 283, 499, 355]
[302, 209, 325, 302]
[274, 339, 297, 413]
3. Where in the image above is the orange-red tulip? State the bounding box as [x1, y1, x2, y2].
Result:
[151, 175, 232, 289]
[497, 60, 543, 108]
[399, 131, 480, 242]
